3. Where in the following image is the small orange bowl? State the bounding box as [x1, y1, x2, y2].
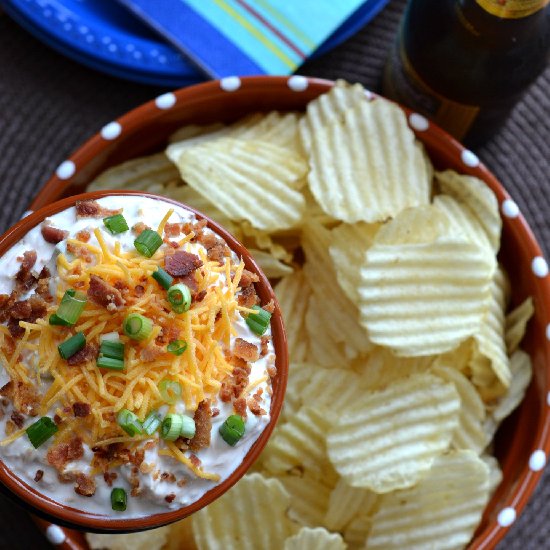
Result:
[21, 76, 550, 548]
[0, 190, 288, 533]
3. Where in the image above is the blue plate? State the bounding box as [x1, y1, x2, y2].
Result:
[0, 0, 389, 87]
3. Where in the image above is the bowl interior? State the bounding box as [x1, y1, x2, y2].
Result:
[0, 190, 288, 532]
[27, 77, 550, 547]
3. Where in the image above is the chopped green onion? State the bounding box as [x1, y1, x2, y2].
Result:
[117, 409, 142, 437]
[100, 332, 120, 342]
[134, 229, 163, 258]
[219, 415, 245, 446]
[97, 356, 124, 371]
[51, 289, 87, 326]
[167, 339, 187, 356]
[245, 305, 272, 336]
[123, 313, 153, 341]
[99, 340, 125, 361]
[167, 283, 192, 314]
[161, 413, 184, 441]
[142, 411, 162, 435]
[26, 417, 58, 449]
[103, 214, 129, 235]
[111, 488, 127, 512]
[152, 267, 173, 290]
[179, 415, 196, 439]
[158, 379, 182, 405]
[58, 332, 86, 360]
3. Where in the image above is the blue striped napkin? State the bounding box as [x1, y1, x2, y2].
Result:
[116, 0, 367, 77]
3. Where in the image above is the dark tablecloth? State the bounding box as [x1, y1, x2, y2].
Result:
[0, 1, 548, 548]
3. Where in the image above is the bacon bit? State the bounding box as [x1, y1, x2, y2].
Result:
[164, 223, 183, 237]
[160, 472, 176, 483]
[175, 437, 189, 452]
[130, 473, 141, 497]
[234, 338, 260, 363]
[74, 473, 96, 497]
[129, 449, 145, 468]
[260, 335, 270, 357]
[5, 420, 16, 436]
[207, 243, 226, 264]
[248, 391, 267, 416]
[240, 270, 260, 287]
[47, 437, 84, 470]
[165, 493, 176, 503]
[67, 343, 98, 366]
[189, 454, 201, 468]
[36, 267, 52, 301]
[28, 295, 48, 322]
[9, 300, 32, 320]
[72, 402, 91, 418]
[76, 230, 91, 243]
[237, 285, 259, 308]
[234, 397, 247, 418]
[140, 344, 165, 363]
[189, 400, 211, 452]
[41, 224, 68, 244]
[177, 479, 186, 488]
[103, 472, 117, 487]
[144, 440, 156, 451]
[10, 410, 24, 428]
[134, 284, 145, 297]
[267, 366, 277, 378]
[264, 300, 275, 314]
[219, 382, 232, 403]
[53, 415, 63, 425]
[164, 250, 203, 278]
[0, 380, 39, 416]
[66, 241, 93, 263]
[34, 470, 44, 483]
[211, 407, 220, 418]
[185, 219, 207, 240]
[197, 232, 217, 249]
[193, 290, 207, 303]
[140, 462, 155, 474]
[152, 470, 160, 481]
[87, 275, 125, 309]
[76, 200, 121, 219]
[15, 250, 38, 291]
[132, 222, 150, 235]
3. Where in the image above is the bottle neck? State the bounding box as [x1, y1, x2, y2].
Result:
[473, 0, 549, 19]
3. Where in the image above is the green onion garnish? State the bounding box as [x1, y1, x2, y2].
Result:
[111, 488, 127, 512]
[97, 356, 124, 371]
[245, 305, 272, 336]
[26, 417, 58, 449]
[134, 229, 163, 258]
[167, 283, 192, 314]
[161, 413, 184, 441]
[58, 332, 86, 360]
[219, 415, 245, 446]
[152, 267, 173, 290]
[179, 415, 196, 439]
[50, 289, 87, 326]
[103, 214, 129, 235]
[158, 379, 182, 405]
[100, 332, 120, 342]
[123, 313, 153, 341]
[117, 409, 143, 437]
[99, 340, 124, 361]
[167, 339, 187, 356]
[142, 410, 162, 435]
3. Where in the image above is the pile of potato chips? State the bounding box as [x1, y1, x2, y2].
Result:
[86, 81, 534, 550]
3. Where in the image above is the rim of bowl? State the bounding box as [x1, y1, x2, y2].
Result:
[0, 189, 288, 532]
[25, 76, 550, 548]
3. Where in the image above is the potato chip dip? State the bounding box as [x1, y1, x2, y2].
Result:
[0, 195, 276, 517]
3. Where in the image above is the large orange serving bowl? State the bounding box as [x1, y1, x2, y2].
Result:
[20, 76, 550, 547]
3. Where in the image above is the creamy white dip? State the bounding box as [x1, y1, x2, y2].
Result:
[0, 195, 274, 517]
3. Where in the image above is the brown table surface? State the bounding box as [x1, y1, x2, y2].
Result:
[0, 1, 549, 548]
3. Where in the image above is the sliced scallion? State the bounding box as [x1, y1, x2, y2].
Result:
[134, 229, 163, 258]
[97, 356, 124, 371]
[51, 289, 87, 326]
[245, 305, 272, 336]
[167, 283, 191, 314]
[167, 339, 187, 356]
[219, 415, 245, 446]
[26, 417, 58, 449]
[103, 214, 129, 235]
[99, 340, 124, 361]
[100, 332, 120, 343]
[58, 332, 86, 360]
[152, 267, 173, 290]
[117, 409, 142, 437]
[179, 415, 196, 439]
[123, 313, 153, 341]
[161, 413, 184, 441]
[111, 487, 127, 512]
[49, 313, 70, 326]
[158, 379, 182, 405]
[142, 410, 162, 435]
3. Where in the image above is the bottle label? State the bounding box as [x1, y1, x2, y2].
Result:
[383, 43, 480, 141]
[476, 0, 549, 18]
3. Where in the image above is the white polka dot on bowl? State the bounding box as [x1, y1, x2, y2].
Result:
[546, 323, 550, 341]
[497, 507, 516, 527]
[220, 76, 241, 92]
[501, 199, 520, 218]
[100, 121, 122, 140]
[532, 256, 549, 278]
[287, 75, 308, 92]
[529, 450, 546, 471]
[409, 113, 429, 132]
[547, 391, 550, 406]
[55, 160, 75, 180]
[461, 149, 479, 167]
[45, 525, 66, 545]
[155, 93, 176, 110]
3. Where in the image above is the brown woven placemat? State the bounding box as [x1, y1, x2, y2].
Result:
[0, 1, 548, 548]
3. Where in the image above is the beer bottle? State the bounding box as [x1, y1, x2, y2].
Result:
[382, 0, 550, 146]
